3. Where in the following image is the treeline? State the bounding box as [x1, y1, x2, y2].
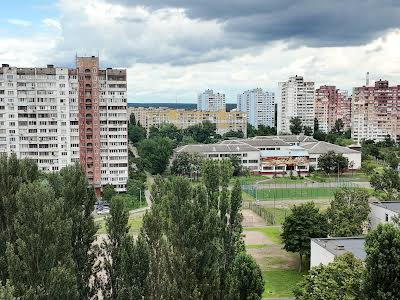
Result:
[0, 155, 264, 300]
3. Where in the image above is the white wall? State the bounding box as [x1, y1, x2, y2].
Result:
[369, 204, 399, 229]
[310, 240, 336, 267]
[309, 152, 361, 170]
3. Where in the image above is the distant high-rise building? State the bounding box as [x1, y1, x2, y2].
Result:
[237, 88, 275, 128]
[277, 76, 315, 134]
[314, 86, 352, 133]
[352, 80, 400, 142]
[0, 57, 128, 196]
[197, 89, 226, 112]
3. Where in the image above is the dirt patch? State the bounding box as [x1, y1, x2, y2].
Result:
[242, 209, 266, 227]
[248, 245, 299, 270]
[243, 231, 270, 245]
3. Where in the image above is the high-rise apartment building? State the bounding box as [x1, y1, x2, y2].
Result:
[352, 80, 400, 142]
[237, 88, 275, 128]
[277, 76, 315, 134]
[129, 107, 247, 137]
[314, 86, 352, 133]
[197, 89, 226, 112]
[0, 56, 128, 196]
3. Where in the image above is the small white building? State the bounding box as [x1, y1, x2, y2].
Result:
[174, 143, 261, 172]
[310, 237, 366, 267]
[369, 202, 400, 229]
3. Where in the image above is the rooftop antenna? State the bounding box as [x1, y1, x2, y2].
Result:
[366, 72, 370, 86]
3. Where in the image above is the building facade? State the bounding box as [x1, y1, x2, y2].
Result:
[369, 202, 400, 229]
[0, 57, 128, 195]
[314, 85, 351, 133]
[352, 80, 400, 142]
[128, 107, 247, 136]
[237, 88, 275, 128]
[197, 89, 226, 112]
[277, 76, 315, 134]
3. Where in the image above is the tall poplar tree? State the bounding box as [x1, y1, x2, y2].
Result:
[60, 164, 98, 299]
[0, 154, 39, 282]
[6, 182, 78, 299]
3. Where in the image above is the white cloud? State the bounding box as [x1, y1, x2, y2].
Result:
[42, 18, 62, 31]
[1, 0, 400, 104]
[7, 19, 32, 27]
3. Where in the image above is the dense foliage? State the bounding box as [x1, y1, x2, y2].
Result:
[364, 224, 400, 299]
[370, 168, 400, 201]
[294, 253, 364, 300]
[327, 188, 370, 236]
[281, 202, 328, 272]
[317, 151, 349, 174]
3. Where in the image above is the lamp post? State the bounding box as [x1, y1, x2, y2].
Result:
[137, 187, 142, 207]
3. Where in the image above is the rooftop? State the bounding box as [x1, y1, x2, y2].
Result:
[312, 237, 366, 261]
[300, 141, 360, 154]
[175, 143, 259, 154]
[260, 145, 309, 157]
[220, 139, 290, 147]
[370, 201, 400, 213]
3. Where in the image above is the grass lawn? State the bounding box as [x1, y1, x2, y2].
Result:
[96, 216, 143, 235]
[245, 227, 282, 244]
[262, 270, 306, 298]
[244, 187, 338, 200]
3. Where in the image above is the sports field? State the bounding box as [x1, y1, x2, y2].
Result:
[243, 186, 339, 200]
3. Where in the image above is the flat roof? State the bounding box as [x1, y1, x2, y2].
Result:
[175, 143, 259, 153]
[260, 145, 308, 157]
[300, 141, 360, 154]
[370, 201, 400, 213]
[221, 139, 290, 147]
[312, 237, 366, 261]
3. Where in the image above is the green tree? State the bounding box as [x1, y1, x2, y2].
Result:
[313, 130, 326, 141]
[0, 154, 39, 282]
[364, 224, 400, 299]
[101, 196, 149, 300]
[327, 188, 370, 237]
[128, 124, 147, 145]
[257, 125, 276, 136]
[370, 168, 400, 201]
[294, 253, 364, 300]
[0, 281, 16, 300]
[281, 203, 328, 272]
[129, 113, 136, 125]
[137, 136, 174, 174]
[229, 252, 264, 300]
[317, 151, 348, 175]
[313, 118, 319, 132]
[185, 121, 217, 143]
[171, 152, 203, 179]
[303, 126, 313, 136]
[290, 117, 303, 135]
[223, 130, 245, 139]
[6, 182, 78, 299]
[102, 183, 117, 203]
[158, 123, 183, 144]
[60, 164, 98, 299]
[247, 123, 257, 138]
[331, 119, 345, 135]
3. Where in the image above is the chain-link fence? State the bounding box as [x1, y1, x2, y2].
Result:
[242, 181, 358, 201]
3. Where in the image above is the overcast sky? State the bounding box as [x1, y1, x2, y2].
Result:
[1, 0, 400, 103]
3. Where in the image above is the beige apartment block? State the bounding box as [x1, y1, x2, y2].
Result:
[129, 107, 247, 137]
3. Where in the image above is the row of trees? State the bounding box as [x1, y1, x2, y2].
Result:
[0, 154, 97, 299]
[281, 188, 370, 272]
[294, 223, 400, 299]
[0, 155, 265, 299]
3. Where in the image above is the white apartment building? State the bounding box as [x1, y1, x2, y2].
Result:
[277, 76, 315, 134]
[0, 57, 128, 196]
[237, 88, 275, 128]
[197, 89, 226, 112]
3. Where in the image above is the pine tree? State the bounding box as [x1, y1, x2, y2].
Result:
[6, 182, 78, 299]
[60, 164, 98, 299]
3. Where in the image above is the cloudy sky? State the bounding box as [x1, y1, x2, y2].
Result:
[1, 0, 400, 103]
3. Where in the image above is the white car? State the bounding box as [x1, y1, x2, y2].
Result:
[97, 208, 110, 215]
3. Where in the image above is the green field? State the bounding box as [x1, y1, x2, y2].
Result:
[245, 227, 282, 244]
[244, 187, 338, 200]
[262, 270, 306, 298]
